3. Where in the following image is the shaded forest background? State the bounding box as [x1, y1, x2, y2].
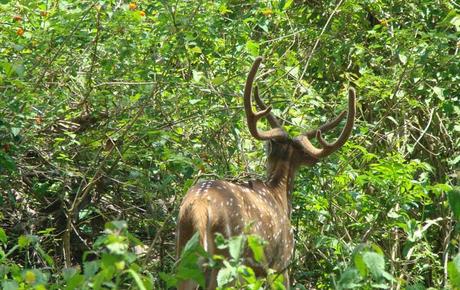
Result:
[0, 0, 459, 289]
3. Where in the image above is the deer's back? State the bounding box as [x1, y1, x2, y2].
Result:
[178, 180, 294, 270]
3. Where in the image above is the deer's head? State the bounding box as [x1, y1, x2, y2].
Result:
[244, 57, 356, 175]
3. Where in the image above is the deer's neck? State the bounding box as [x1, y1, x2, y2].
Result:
[265, 154, 299, 215]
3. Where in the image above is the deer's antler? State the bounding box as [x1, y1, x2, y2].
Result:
[244, 57, 289, 141]
[293, 88, 356, 159]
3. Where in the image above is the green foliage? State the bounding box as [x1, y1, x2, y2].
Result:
[337, 244, 394, 289]
[448, 254, 460, 289]
[0, 222, 152, 289]
[160, 232, 208, 288]
[163, 232, 285, 289]
[448, 188, 460, 221]
[0, 0, 458, 288]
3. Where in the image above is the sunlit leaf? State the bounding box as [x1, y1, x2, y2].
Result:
[228, 235, 244, 260]
[248, 235, 266, 263]
[0, 228, 7, 244]
[448, 189, 460, 221]
[217, 267, 235, 287]
[246, 40, 259, 57]
[362, 251, 385, 278]
[448, 254, 460, 287]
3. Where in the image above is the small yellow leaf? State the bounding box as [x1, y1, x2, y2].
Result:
[25, 270, 36, 284]
[115, 261, 125, 271]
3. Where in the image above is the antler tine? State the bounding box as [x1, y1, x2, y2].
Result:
[303, 110, 346, 138]
[244, 57, 289, 141]
[294, 88, 356, 159]
[253, 86, 283, 129]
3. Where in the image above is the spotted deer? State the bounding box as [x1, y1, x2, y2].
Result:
[176, 57, 356, 289]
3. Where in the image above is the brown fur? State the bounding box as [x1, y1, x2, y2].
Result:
[176, 141, 317, 289]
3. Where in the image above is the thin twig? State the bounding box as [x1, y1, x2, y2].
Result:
[407, 107, 434, 157]
[94, 81, 157, 87]
[293, 0, 345, 97]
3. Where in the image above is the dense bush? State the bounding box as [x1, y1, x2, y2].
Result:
[0, 0, 458, 288]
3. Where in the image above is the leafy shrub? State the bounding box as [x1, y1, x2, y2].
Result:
[161, 232, 285, 290]
[0, 221, 153, 289]
[0, 0, 458, 288]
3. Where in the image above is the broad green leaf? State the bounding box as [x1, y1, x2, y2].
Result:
[176, 266, 205, 288]
[83, 261, 100, 279]
[181, 232, 206, 258]
[106, 220, 127, 231]
[215, 233, 227, 250]
[2, 281, 18, 290]
[11, 127, 21, 136]
[271, 280, 286, 290]
[228, 235, 244, 260]
[159, 272, 178, 288]
[248, 235, 266, 263]
[127, 269, 147, 290]
[337, 268, 362, 288]
[362, 251, 385, 278]
[11, 62, 25, 77]
[268, 270, 285, 289]
[398, 54, 407, 65]
[217, 267, 235, 287]
[370, 244, 385, 256]
[176, 232, 206, 287]
[0, 228, 7, 244]
[35, 244, 54, 266]
[22, 269, 48, 285]
[432, 86, 444, 100]
[192, 70, 204, 82]
[64, 274, 84, 290]
[448, 155, 460, 166]
[238, 265, 256, 283]
[451, 15, 460, 30]
[218, 4, 232, 15]
[406, 284, 426, 290]
[107, 242, 128, 254]
[130, 93, 141, 102]
[283, 0, 294, 10]
[101, 253, 119, 269]
[448, 255, 460, 287]
[447, 189, 460, 221]
[382, 270, 395, 282]
[189, 46, 202, 54]
[18, 235, 30, 248]
[354, 252, 367, 277]
[246, 40, 259, 57]
[0, 152, 17, 172]
[63, 267, 79, 282]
